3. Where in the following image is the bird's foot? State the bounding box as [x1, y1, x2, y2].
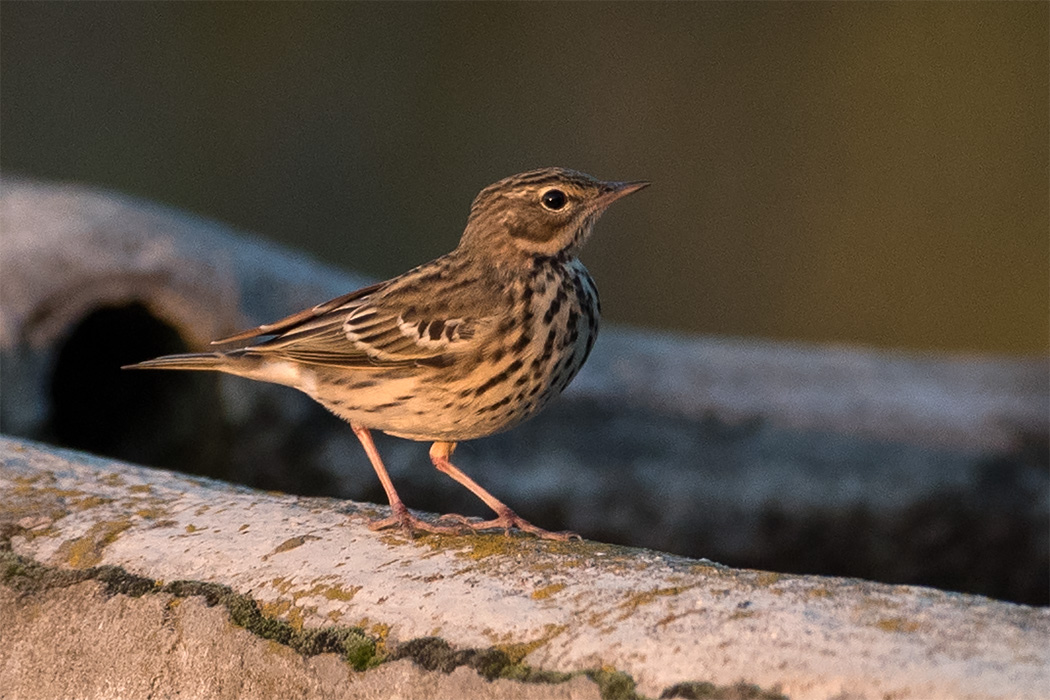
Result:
[368, 503, 467, 537]
[466, 508, 580, 541]
[368, 504, 578, 541]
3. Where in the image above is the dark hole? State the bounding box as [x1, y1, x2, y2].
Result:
[46, 304, 227, 475]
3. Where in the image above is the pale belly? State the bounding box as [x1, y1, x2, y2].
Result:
[307, 293, 597, 441]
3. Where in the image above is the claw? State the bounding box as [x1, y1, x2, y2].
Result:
[464, 508, 580, 541]
[371, 506, 578, 541]
[368, 504, 467, 537]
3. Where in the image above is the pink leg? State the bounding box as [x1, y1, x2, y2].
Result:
[429, 442, 578, 541]
[351, 424, 463, 536]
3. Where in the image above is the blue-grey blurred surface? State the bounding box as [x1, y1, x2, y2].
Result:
[2, 2, 1046, 354]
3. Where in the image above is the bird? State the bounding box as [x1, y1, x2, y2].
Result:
[125, 167, 648, 540]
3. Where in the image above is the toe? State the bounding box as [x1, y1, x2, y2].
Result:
[368, 508, 467, 537]
[466, 511, 579, 541]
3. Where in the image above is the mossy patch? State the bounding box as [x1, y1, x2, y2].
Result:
[660, 681, 789, 699]
[260, 597, 307, 631]
[2, 545, 96, 595]
[587, 668, 642, 700]
[391, 636, 574, 684]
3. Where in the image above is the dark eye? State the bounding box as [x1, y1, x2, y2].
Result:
[541, 189, 567, 211]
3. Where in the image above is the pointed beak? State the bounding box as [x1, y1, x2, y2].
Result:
[594, 179, 651, 210]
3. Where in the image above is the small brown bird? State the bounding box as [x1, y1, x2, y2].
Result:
[125, 168, 648, 539]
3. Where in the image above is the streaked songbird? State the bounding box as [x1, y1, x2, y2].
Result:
[125, 167, 648, 540]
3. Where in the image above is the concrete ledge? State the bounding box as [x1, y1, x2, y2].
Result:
[2, 176, 1047, 604]
[0, 580, 603, 700]
[2, 436, 1046, 700]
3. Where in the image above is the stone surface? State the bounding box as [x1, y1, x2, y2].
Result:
[2, 176, 1047, 604]
[2, 436, 1047, 700]
[0, 582, 601, 700]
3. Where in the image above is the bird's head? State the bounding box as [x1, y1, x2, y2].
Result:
[459, 167, 648, 261]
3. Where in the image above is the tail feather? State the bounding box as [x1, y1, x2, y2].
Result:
[124, 350, 300, 388]
[122, 353, 229, 371]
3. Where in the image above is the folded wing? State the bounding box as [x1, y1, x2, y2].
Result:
[213, 280, 491, 369]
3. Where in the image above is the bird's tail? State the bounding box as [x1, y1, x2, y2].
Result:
[125, 350, 305, 388]
[122, 352, 230, 372]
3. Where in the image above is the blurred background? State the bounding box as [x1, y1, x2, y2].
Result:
[2, 3, 1047, 606]
[2, 2, 1047, 354]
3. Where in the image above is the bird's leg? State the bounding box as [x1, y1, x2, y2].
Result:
[351, 424, 464, 536]
[428, 442, 579, 541]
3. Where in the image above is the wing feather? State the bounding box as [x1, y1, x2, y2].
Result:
[212, 266, 497, 370]
[213, 283, 384, 344]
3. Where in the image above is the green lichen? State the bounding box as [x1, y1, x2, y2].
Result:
[493, 623, 568, 663]
[303, 581, 361, 602]
[98, 473, 126, 488]
[531, 582, 567, 600]
[401, 528, 636, 574]
[68, 495, 113, 511]
[55, 519, 132, 568]
[621, 585, 697, 609]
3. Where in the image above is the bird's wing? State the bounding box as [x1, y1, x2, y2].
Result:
[213, 283, 385, 344]
[217, 278, 495, 369]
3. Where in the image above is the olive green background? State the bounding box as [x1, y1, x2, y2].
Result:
[2, 2, 1047, 354]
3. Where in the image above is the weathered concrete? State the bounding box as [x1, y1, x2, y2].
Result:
[2, 175, 1047, 604]
[2, 436, 1046, 700]
[0, 582, 601, 700]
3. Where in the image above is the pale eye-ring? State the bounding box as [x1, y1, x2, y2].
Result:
[541, 189, 567, 211]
